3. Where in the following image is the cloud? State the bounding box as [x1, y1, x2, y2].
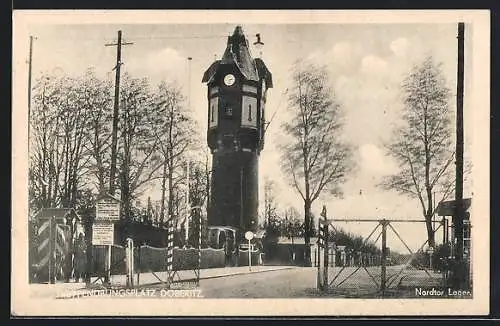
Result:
[390, 37, 410, 57]
[358, 143, 398, 175]
[125, 47, 187, 84]
[305, 50, 322, 64]
[149, 47, 185, 69]
[329, 42, 352, 66]
[334, 75, 350, 92]
[360, 55, 388, 74]
[305, 42, 353, 70]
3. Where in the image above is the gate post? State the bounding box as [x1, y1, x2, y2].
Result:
[316, 216, 322, 290]
[125, 238, 134, 288]
[321, 206, 329, 290]
[49, 216, 56, 284]
[380, 219, 387, 296]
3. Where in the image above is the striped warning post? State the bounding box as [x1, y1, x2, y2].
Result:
[166, 221, 174, 271]
[37, 219, 52, 268]
[37, 220, 69, 266]
[36, 217, 71, 282]
[198, 211, 202, 280]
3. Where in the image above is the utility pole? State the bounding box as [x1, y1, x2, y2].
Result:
[106, 30, 133, 196]
[453, 22, 465, 288]
[184, 57, 193, 245]
[187, 57, 192, 112]
[185, 160, 190, 243]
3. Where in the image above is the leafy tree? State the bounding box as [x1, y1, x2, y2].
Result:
[280, 60, 354, 265]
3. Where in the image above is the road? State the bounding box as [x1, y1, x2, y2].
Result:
[198, 267, 317, 298]
[47, 265, 443, 299]
[194, 265, 442, 298]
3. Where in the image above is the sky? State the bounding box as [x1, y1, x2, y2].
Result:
[20, 18, 478, 253]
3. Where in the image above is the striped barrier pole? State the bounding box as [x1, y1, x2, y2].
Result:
[197, 209, 202, 285]
[131, 241, 134, 287]
[166, 221, 174, 278]
[126, 238, 134, 288]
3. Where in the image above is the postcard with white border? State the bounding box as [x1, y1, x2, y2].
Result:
[12, 9, 490, 316]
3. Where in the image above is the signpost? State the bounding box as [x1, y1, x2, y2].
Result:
[245, 231, 254, 271]
[94, 194, 121, 284]
[96, 196, 121, 222]
[92, 223, 114, 245]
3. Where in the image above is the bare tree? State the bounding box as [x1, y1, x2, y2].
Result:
[57, 75, 92, 208]
[264, 177, 279, 229]
[30, 73, 63, 210]
[149, 80, 195, 225]
[118, 74, 163, 220]
[80, 68, 114, 195]
[283, 206, 303, 238]
[29, 72, 93, 210]
[380, 56, 456, 247]
[187, 158, 209, 246]
[280, 60, 354, 265]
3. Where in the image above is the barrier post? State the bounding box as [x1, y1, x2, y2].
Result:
[248, 239, 252, 271]
[107, 244, 112, 284]
[136, 245, 141, 286]
[380, 219, 387, 296]
[197, 209, 202, 285]
[316, 217, 322, 290]
[126, 239, 130, 288]
[48, 216, 56, 284]
[166, 221, 174, 287]
[322, 208, 329, 289]
[126, 238, 134, 288]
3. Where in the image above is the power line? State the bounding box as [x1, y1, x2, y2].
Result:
[130, 35, 228, 40]
[34, 34, 229, 42]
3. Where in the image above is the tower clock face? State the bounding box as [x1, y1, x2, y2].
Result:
[223, 74, 236, 86]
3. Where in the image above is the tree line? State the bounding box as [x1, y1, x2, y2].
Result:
[29, 68, 208, 233]
[263, 178, 380, 256]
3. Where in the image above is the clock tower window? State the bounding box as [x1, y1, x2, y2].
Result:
[247, 104, 252, 121]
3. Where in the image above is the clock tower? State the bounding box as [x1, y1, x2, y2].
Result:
[202, 26, 273, 240]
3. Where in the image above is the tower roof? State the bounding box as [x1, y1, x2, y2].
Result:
[202, 25, 273, 88]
